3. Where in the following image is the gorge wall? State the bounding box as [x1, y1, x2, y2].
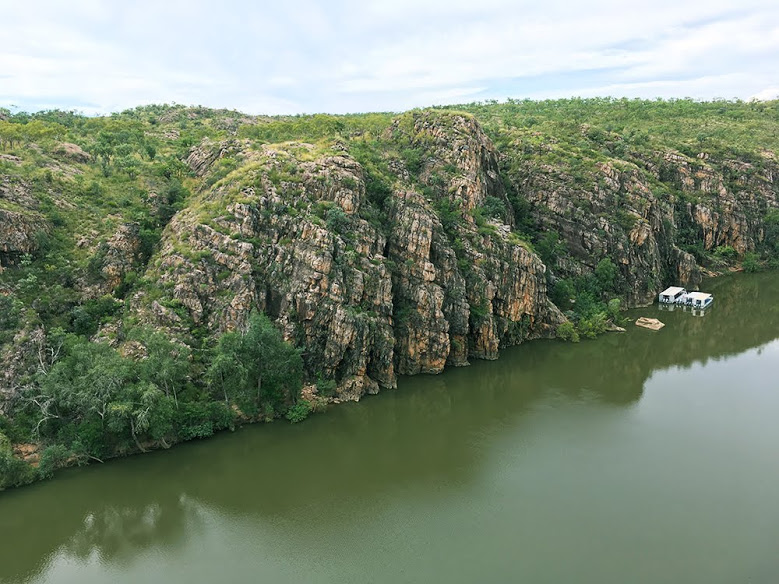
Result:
[1, 101, 777, 420]
[131, 112, 566, 401]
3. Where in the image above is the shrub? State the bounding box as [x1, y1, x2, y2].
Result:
[326, 206, 350, 234]
[482, 196, 507, 221]
[176, 403, 216, 440]
[0, 434, 34, 490]
[556, 321, 580, 343]
[400, 147, 423, 175]
[578, 312, 608, 339]
[550, 279, 575, 310]
[37, 444, 71, 479]
[595, 258, 618, 293]
[742, 252, 761, 273]
[285, 402, 312, 423]
[536, 231, 566, 268]
[607, 298, 622, 319]
[714, 245, 737, 261]
[70, 296, 120, 337]
[316, 377, 337, 397]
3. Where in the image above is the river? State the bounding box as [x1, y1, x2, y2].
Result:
[1, 272, 778, 584]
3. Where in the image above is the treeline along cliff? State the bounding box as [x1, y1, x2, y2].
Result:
[1, 98, 777, 487]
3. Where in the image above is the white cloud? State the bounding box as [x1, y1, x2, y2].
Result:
[752, 87, 779, 100]
[529, 73, 771, 102]
[1, 0, 778, 114]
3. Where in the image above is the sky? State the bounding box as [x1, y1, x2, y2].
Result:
[1, 0, 778, 115]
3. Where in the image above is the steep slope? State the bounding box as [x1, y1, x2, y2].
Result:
[502, 136, 777, 305]
[132, 111, 563, 400]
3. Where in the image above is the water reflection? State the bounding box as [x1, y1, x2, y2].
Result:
[0, 272, 777, 584]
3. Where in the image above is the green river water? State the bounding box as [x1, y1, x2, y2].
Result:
[1, 272, 778, 584]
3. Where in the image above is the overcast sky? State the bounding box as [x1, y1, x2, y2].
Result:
[2, 0, 778, 115]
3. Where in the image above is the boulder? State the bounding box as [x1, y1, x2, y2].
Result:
[635, 317, 665, 331]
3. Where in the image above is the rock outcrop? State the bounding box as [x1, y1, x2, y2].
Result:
[133, 112, 564, 400]
[53, 142, 91, 164]
[82, 223, 145, 297]
[0, 326, 46, 414]
[0, 210, 49, 271]
[509, 139, 778, 305]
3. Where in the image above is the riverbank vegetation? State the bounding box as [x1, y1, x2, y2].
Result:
[0, 314, 304, 490]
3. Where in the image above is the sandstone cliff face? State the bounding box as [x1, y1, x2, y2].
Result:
[133, 113, 564, 400]
[79, 223, 145, 298]
[0, 176, 51, 272]
[384, 112, 562, 368]
[509, 142, 777, 305]
[648, 152, 778, 255]
[2, 105, 776, 417]
[0, 210, 49, 272]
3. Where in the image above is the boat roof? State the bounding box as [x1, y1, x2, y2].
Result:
[660, 286, 686, 295]
[687, 292, 713, 300]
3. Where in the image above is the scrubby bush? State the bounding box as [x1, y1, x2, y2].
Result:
[0, 433, 34, 490]
[326, 206, 350, 235]
[714, 245, 738, 261]
[482, 196, 507, 221]
[285, 402, 312, 423]
[550, 279, 575, 311]
[577, 312, 608, 339]
[316, 377, 337, 397]
[595, 258, 618, 292]
[556, 321, 580, 342]
[536, 231, 566, 269]
[37, 444, 71, 479]
[742, 253, 761, 273]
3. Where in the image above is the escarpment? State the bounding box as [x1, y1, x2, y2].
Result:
[133, 112, 565, 400]
[0, 103, 777, 410]
[504, 136, 778, 305]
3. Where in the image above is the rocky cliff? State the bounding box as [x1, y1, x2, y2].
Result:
[0, 177, 51, 271]
[500, 124, 778, 306]
[130, 111, 564, 401]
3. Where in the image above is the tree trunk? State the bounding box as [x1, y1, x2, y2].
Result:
[130, 418, 147, 453]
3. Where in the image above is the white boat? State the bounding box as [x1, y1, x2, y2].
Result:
[658, 287, 714, 310]
[685, 291, 714, 309]
[658, 286, 686, 304]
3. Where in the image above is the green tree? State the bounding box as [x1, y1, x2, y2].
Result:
[556, 321, 580, 342]
[536, 231, 567, 269]
[106, 382, 173, 452]
[115, 155, 140, 179]
[206, 313, 303, 417]
[135, 332, 191, 408]
[595, 258, 618, 293]
[37, 339, 131, 430]
[0, 121, 22, 149]
[91, 133, 116, 176]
